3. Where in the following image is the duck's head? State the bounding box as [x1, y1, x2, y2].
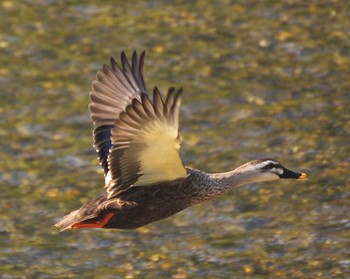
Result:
[234, 158, 306, 184]
[253, 158, 306, 181]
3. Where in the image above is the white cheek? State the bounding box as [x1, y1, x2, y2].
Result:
[275, 168, 283, 175]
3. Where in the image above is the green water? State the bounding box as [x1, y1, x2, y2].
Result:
[1, 1, 349, 278]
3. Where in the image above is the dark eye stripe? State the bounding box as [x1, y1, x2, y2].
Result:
[261, 163, 280, 171]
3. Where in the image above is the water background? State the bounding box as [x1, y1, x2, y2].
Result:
[0, 1, 349, 278]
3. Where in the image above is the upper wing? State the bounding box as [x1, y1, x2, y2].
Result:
[106, 87, 188, 198]
[89, 51, 146, 175]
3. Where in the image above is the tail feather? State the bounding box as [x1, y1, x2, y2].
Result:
[55, 209, 81, 231]
[55, 195, 107, 231]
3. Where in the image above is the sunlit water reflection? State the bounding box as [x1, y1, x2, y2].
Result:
[1, 1, 349, 278]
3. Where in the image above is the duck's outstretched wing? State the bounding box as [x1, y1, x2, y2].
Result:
[106, 87, 187, 198]
[89, 51, 146, 175]
[89, 51, 187, 198]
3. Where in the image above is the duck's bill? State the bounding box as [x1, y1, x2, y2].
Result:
[280, 168, 307, 179]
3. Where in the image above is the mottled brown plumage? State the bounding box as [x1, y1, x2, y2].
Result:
[55, 51, 306, 231]
[56, 168, 216, 230]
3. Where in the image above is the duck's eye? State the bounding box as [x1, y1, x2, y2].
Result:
[261, 163, 279, 171]
[267, 163, 274, 169]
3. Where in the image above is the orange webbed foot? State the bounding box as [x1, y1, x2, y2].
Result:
[72, 212, 114, 229]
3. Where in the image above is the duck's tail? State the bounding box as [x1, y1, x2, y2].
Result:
[55, 209, 82, 231]
[55, 196, 107, 231]
[55, 209, 114, 231]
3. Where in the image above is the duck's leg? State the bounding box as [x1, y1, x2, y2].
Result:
[72, 212, 114, 229]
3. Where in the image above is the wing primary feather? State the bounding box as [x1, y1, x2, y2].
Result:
[110, 56, 122, 72]
[165, 87, 175, 107]
[139, 51, 146, 92]
[90, 114, 117, 125]
[125, 105, 144, 124]
[100, 65, 133, 96]
[121, 51, 139, 92]
[121, 51, 131, 72]
[99, 65, 123, 91]
[89, 102, 119, 115]
[131, 51, 147, 94]
[119, 111, 142, 130]
[93, 125, 114, 175]
[99, 64, 138, 105]
[165, 87, 176, 117]
[141, 93, 156, 119]
[92, 81, 128, 103]
[89, 90, 120, 107]
[110, 54, 137, 94]
[153, 88, 166, 121]
[109, 57, 138, 96]
[163, 88, 174, 120]
[131, 98, 149, 121]
[170, 88, 182, 129]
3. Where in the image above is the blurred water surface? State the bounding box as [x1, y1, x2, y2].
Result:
[0, 0, 349, 278]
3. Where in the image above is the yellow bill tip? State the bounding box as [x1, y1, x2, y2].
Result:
[299, 172, 307, 179]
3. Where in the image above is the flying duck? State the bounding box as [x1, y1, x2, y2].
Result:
[55, 51, 306, 231]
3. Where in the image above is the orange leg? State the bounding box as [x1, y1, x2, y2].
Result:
[72, 212, 114, 229]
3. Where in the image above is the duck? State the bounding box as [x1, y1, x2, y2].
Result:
[55, 51, 306, 231]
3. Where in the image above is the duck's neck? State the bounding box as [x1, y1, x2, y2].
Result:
[187, 165, 274, 205]
[207, 166, 266, 196]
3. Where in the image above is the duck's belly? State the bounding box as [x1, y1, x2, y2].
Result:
[103, 170, 213, 229]
[104, 200, 190, 229]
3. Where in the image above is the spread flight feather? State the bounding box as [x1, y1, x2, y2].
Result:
[88, 51, 187, 199]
